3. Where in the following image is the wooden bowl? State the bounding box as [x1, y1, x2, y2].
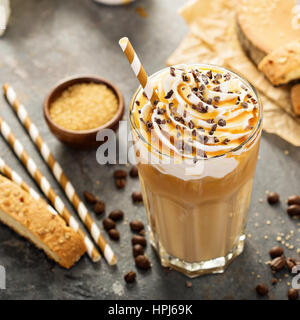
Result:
[43, 75, 125, 149]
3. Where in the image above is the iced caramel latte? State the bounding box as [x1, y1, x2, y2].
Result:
[130, 64, 262, 277]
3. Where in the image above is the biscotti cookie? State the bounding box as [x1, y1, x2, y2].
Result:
[0, 175, 86, 268]
[258, 40, 300, 86]
[291, 84, 300, 115]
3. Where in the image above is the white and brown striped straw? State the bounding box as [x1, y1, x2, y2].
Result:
[0, 117, 101, 263]
[119, 37, 159, 105]
[0, 157, 57, 216]
[3, 84, 117, 266]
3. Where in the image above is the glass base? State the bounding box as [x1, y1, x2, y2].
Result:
[150, 230, 245, 278]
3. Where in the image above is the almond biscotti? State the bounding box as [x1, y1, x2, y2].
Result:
[0, 175, 86, 268]
[258, 40, 300, 86]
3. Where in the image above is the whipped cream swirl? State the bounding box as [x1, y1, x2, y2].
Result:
[131, 64, 259, 160]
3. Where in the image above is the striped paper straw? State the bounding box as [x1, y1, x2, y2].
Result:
[3, 84, 117, 266]
[0, 117, 100, 263]
[119, 37, 159, 105]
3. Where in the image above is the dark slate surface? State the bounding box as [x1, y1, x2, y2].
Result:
[0, 0, 299, 300]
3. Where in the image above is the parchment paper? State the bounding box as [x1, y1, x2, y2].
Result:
[167, 0, 300, 146]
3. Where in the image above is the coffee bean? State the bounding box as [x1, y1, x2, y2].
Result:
[287, 195, 300, 206]
[124, 271, 136, 283]
[271, 278, 278, 285]
[130, 220, 145, 232]
[108, 229, 120, 241]
[83, 191, 98, 204]
[132, 192, 143, 203]
[270, 256, 286, 271]
[286, 258, 300, 272]
[269, 246, 284, 259]
[114, 170, 127, 179]
[103, 218, 116, 231]
[287, 204, 300, 217]
[288, 288, 299, 300]
[256, 283, 269, 296]
[94, 201, 105, 214]
[267, 192, 279, 205]
[135, 255, 151, 270]
[132, 235, 147, 247]
[109, 209, 124, 221]
[129, 166, 139, 178]
[115, 178, 126, 189]
[133, 244, 144, 257]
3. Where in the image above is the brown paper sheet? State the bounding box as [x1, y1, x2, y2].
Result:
[167, 0, 300, 146]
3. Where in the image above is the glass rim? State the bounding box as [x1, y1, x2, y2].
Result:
[129, 63, 263, 160]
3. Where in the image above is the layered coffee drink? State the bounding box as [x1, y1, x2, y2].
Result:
[129, 64, 262, 277]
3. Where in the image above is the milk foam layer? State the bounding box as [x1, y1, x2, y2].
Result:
[131, 64, 260, 161]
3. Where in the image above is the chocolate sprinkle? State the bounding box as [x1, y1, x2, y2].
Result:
[164, 90, 174, 99]
[170, 67, 176, 77]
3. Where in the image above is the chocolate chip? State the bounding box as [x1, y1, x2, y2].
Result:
[135, 255, 151, 270]
[267, 192, 279, 205]
[170, 67, 176, 77]
[132, 235, 147, 247]
[108, 229, 120, 241]
[114, 169, 127, 179]
[108, 209, 124, 221]
[115, 178, 126, 189]
[241, 102, 248, 108]
[132, 192, 143, 203]
[133, 244, 144, 257]
[213, 96, 220, 103]
[213, 86, 221, 92]
[130, 220, 145, 232]
[269, 246, 284, 259]
[188, 120, 195, 129]
[270, 256, 286, 271]
[288, 288, 299, 300]
[124, 271, 136, 283]
[287, 204, 300, 217]
[164, 90, 174, 99]
[206, 98, 212, 105]
[218, 119, 226, 127]
[94, 201, 105, 215]
[256, 284, 269, 296]
[153, 99, 159, 106]
[83, 191, 98, 204]
[223, 138, 230, 144]
[206, 70, 212, 79]
[103, 218, 116, 231]
[211, 123, 217, 132]
[287, 195, 300, 206]
[135, 100, 140, 106]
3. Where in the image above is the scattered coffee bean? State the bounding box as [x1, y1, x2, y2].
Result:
[129, 166, 139, 178]
[135, 255, 151, 270]
[186, 281, 193, 288]
[132, 235, 147, 247]
[83, 191, 98, 204]
[269, 246, 284, 259]
[103, 218, 116, 231]
[287, 195, 300, 206]
[271, 278, 278, 285]
[115, 178, 126, 189]
[94, 201, 105, 215]
[130, 220, 145, 232]
[132, 192, 143, 203]
[109, 209, 124, 221]
[288, 288, 299, 300]
[133, 244, 144, 257]
[286, 258, 300, 272]
[114, 170, 127, 179]
[108, 229, 120, 241]
[287, 204, 300, 217]
[124, 271, 136, 283]
[256, 283, 269, 296]
[270, 256, 286, 271]
[267, 192, 279, 205]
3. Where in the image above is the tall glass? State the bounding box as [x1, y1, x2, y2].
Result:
[129, 64, 262, 277]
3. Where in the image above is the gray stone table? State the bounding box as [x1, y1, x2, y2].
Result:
[0, 0, 299, 300]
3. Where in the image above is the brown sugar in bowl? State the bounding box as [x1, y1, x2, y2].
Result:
[44, 75, 125, 149]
